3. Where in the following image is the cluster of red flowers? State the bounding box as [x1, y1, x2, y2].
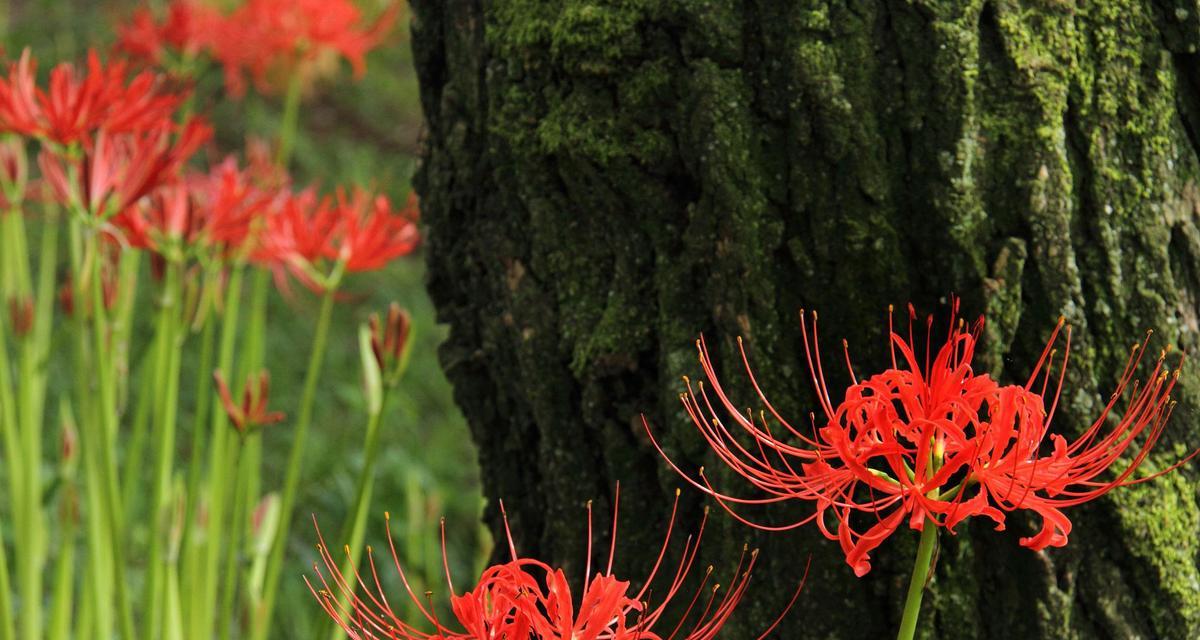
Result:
[117, 0, 399, 96]
[0, 48, 210, 220]
[307, 489, 804, 640]
[253, 188, 419, 288]
[649, 300, 1194, 577]
[0, 42, 418, 290]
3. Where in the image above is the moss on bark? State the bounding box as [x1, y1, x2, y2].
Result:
[412, 0, 1200, 636]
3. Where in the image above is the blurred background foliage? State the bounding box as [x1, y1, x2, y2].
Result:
[2, 0, 488, 635]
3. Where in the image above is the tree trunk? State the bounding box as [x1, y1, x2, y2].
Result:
[410, 1, 1200, 637]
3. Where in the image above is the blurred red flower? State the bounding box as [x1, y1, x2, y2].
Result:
[213, 369, 285, 433]
[113, 156, 281, 257]
[307, 488, 804, 639]
[254, 188, 418, 290]
[328, 190, 419, 272]
[116, 1, 221, 66]
[0, 49, 185, 146]
[39, 118, 210, 219]
[648, 300, 1195, 577]
[207, 0, 399, 96]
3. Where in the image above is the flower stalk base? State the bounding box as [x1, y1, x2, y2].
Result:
[897, 522, 938, 640]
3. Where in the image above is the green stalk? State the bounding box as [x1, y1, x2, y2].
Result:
[144, 260, 185, 639]
[897, 513, 938, 640]
[253, 283, 339, 640]
[14, 216, 52, 640]
[326, 386, 390, 640]
[191, 266, 249, 640]
[75, 582, 92, 640]
[166, 562, 184, 640]
[48, 478, 77, 640]
[276, 71, 304, 167]
[121, 356, 156, 519]
[0, 286, 21, 640]
[67, 220, 112, 638]
[0, 519, 14, 640]
[165, 478, 187, 640]
[2, 209, 44, 640]
[83, 231, 135, 640]
[181, 284, 216, 546]
[217, 437, 249, 640]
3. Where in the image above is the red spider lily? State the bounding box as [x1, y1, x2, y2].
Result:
[306, 487, 805, 639]
[213, 368, 285, 433]
[188, 156, 283, 253]
[116, 1, 220, 66]
[647, 300, 1194, 577]
[327, 190, 419, 272]
[39, 119, 210, 220]
[207, 0, 399, 97]
[252, 188, 340, 287]
[0, 49, 185, 146]
[254, 188, 418, 291]
[113, 156, 281, 258]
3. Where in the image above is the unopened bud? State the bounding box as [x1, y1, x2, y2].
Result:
[7, 295, 32, 337]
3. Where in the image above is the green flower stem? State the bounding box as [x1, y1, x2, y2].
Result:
[2, 208, 32, 297]
[0, 226, 23, 640]
[48, 473, 77, 640]
[326, 386, 391, 640]
[76, 587, 92, 639]
[217, 436, 251, 640]
[144, 259, 185, 640]
[0, 365, 14, 640]
[166, 560, 184, 640]
[83, 231, 136, 640]
[180, 285, 216, 545]
[276, 71, 304, 167]
[68, 220, 112, 639]
[897, 515, 938, 640]
[192, 265, 249, 639]
[254, 281, 339, 640]
[1, 209, 45, 640]
[120, 352, 157, 517]
[16, 211, 58, 640]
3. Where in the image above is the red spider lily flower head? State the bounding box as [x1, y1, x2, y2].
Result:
[0, 48, 187, 147]
[188, 156, 283, 255]
[213, 368, 285, 433]
[254, 187, 418, 291]
[252, 187, 340, 287]
[113, 156, 280, 259]
[208, 0, 400, 97]
[39, 118, 210, 220]
[647, 299, 1195, 578]
[116, 1, 220, 67]
[326, 189, 420, 272]
[306, 486, 805, 639]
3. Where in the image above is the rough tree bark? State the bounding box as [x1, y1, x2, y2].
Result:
[411, 1, 1200, 637]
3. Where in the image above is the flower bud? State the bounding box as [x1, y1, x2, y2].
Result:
[0, 137, 28, 208]
[7, 295, 32, 337]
